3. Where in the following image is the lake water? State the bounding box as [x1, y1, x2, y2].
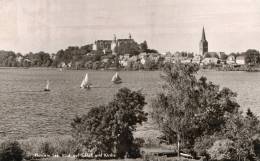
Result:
[0, 68, 259, 139]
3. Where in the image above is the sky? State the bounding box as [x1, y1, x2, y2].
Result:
[0, 0, 260, 54]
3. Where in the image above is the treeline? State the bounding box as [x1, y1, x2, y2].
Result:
[0, 40, 160, 69]
[0, 50, 53, 67]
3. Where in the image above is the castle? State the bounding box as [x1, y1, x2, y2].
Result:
[92, 34, 135, 54]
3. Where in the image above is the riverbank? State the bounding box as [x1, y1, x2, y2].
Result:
[36, 157, 197, 161]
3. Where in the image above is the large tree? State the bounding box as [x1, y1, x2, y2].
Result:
[71, 88, 147, 158]
[151, 62, 240, 156]
[115, 42, 140, 56]
[244, 49, 260, 65]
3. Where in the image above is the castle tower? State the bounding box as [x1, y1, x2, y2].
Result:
[93, 40, 97, 51]
[111, 34, 117, 55]
[199, 27, 208, 55]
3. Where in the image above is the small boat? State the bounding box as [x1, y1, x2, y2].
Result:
[80, 73, 92, 89]
[111, 72, 122, 84]
[44, 80, 50, 92]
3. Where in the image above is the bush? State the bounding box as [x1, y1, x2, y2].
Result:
[39, 141, 55, 156]
[0, 140, 24, 161]
[207, 139, 236, 161]
[19, 136, 78, 157]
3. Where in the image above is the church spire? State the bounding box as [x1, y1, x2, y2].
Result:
[199, 26, 208, 55]
[201, 27, 206, 41]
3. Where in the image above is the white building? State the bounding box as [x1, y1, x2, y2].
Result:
[236, 55, 246, 65]
[226, 55, 236, 64]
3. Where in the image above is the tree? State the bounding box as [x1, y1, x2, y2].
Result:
[115, 42, 140, 56]
[151, 62, 240, 156]
[0, 141, 24, 161]
[140, 41, 148, 53]
[143, 58, 157, 70]
[244, 49, 260, 65]
[71, 88, 147, 158]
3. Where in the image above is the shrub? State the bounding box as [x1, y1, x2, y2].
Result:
[207, 139, 236, 161]
[39, 141, 55, 156]
[0, 140, 24, 161]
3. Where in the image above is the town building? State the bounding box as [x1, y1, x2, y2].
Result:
[202, 57, 219, 65]
[236, 55, 246, 65]
[226, 54, 236, 64]
[199, 27, 226, 65]
[92, 34, 135, 55]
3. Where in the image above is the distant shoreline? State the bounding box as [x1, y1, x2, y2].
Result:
[0, 66, 260, 72]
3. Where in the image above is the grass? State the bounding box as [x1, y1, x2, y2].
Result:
[36, 157, 197, 161]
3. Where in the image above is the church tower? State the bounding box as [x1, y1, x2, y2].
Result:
[199, 27, 208, 55]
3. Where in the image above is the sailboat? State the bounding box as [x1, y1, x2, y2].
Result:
[44, 80, 50, 92]
[80, 73, 91, 89]
[111, 72, 122, 84]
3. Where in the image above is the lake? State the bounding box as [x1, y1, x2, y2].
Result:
[0, 68, 259, 139]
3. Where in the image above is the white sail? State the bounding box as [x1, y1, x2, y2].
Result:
[44, 80, 50, 91]
[80, 73, 91, 89]
[111, 72, 122, 84]
[46, 80, 49, 90]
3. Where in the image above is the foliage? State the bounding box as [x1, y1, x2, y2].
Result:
[207, 139, 236, 161]
[25, 51, 53, 67]
[19, 136, 77, 157]
[151, 62, 241, 156]
[71, 88, 148, 158]
[140, 41, 148, 53]
[115, 42, 141, 56]
[0, 51, 18, 67]
[39, 142, 55, 156]
[143, 59, 158, 70]
[244, 49, 260, 65]
[0, 140, 24, 161]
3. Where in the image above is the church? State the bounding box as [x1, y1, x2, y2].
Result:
[199, 27, 226, 64]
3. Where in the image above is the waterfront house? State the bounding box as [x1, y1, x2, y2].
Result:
[16, 55, 23, 63]
[226, 54, 236, 64]
[202, 57, 219, 65]
[139, 52, 148, 65]
[202, 52, 220, 65]
[119, 55, 129, 67]
[140, 53, 160, 65]
[236, 55, 246, 65]
[204, 52, 219, 59]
